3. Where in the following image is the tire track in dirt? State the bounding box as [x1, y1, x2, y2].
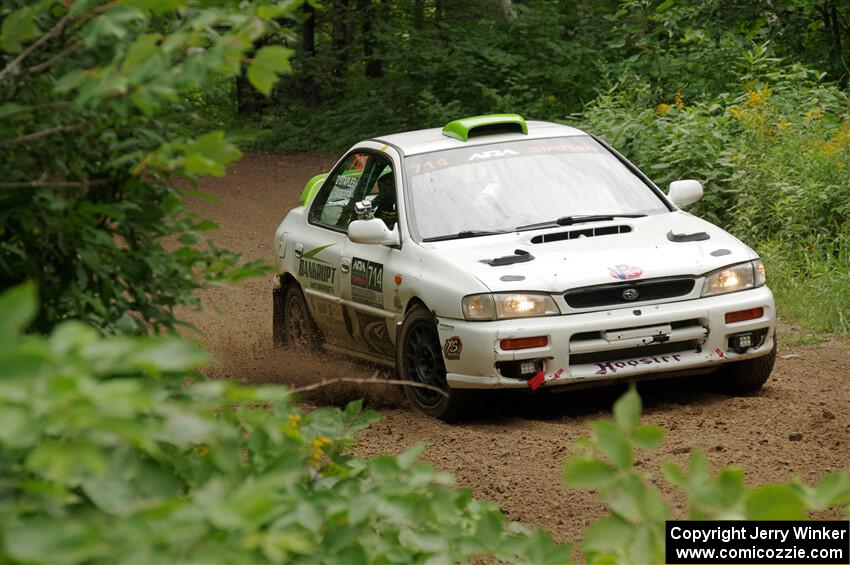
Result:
[184, 152, 850, 543]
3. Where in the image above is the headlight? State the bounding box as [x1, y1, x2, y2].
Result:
[462, 293, 560, 320]
[701, 260, 766, 297]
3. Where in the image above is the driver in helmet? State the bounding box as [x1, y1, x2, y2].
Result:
[372, 172, 397, 230]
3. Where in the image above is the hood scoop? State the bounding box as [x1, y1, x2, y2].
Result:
[530, 224, 631, 244]
[481, 249, 535, 266]
[667, 230, 710, 242]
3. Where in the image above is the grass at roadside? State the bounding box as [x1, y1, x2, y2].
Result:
[766, 246, 850, 339]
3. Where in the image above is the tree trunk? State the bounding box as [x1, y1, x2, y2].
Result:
[331, 0, 351, 78]
[413, 0, 425, 29]
[358, 0, 384, 78]
[302, 1, 316, 56]
[300, 1, 318, 103]
[825, 0, 846, 86]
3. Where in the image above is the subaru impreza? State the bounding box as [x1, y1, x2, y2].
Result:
[272, 114, 776, 420]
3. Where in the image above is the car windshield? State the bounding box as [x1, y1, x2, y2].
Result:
[404, 135, 669, 241]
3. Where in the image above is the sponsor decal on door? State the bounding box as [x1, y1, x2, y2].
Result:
[298, 243, 337, 293]
[351, 257, 384, 308]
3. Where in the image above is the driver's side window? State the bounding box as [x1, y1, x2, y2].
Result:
[310, 151, 397, 232]
[309, 152, 370, 230]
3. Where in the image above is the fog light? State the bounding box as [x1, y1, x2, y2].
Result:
[729, 332, 754, 353]
[497, 359, 543, 380]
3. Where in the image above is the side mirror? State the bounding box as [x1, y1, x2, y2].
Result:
[348, 218, 399, 246]
[668, 179, 703, 208]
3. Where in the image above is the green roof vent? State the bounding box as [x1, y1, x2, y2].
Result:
[442, 114, 528, 141]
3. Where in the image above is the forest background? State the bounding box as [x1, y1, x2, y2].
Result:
[1, 1, 848, 563]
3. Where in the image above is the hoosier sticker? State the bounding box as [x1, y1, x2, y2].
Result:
[594, 354, 682, 376]
[351, 257, 383, 308]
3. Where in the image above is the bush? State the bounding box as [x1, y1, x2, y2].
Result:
[2, 282, 847, 564]
[0, 1, 290, 333]
[564, 386, 850, 563]
[577, 47, 850, 334]
[0, 284, 569, 564]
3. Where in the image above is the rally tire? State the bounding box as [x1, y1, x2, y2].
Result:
[398, 305, 468, 421]
[711, 342, 776, 394]
[279, 283, 323, 352]
[272, 286, 285, 348]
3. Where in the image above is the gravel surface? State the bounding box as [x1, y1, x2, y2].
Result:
[183, 152, 850, 544]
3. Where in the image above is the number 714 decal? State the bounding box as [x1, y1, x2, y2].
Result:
[351, 257, 383, 308]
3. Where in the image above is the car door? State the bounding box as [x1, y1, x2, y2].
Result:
[340, 152, 403, 362]
[294, 150, 372, 350]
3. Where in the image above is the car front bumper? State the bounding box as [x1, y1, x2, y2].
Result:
[435, 286, 776, 390]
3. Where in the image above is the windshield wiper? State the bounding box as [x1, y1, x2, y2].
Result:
[422, 230, 507, 242]
[516, 214, 646, 232]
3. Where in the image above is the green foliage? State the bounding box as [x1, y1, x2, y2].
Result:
[578, 47, 850, 334]
[259, 0, 599, 152]
[256, 0, 849, 152]
[250, 46, 295, 96]
[0, 0, 296, 333]
[0, 284, 570, 564]
[564, 385, 850, 564]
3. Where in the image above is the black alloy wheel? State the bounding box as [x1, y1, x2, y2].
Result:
[398, 305, 468, 420]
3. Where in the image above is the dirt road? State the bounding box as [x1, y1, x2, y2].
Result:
[184, 152, 850, 543]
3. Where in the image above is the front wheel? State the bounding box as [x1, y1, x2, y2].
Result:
[398, 305, 468, 421]
[711, 342, 776, 394]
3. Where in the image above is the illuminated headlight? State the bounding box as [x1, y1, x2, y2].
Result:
[702, 260, 766, 297]
[462, 293, 560, 320]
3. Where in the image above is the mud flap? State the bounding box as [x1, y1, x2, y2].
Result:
[272, 286, 285, 348]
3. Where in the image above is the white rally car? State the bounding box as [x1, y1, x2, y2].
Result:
[273, 114, 776, 420]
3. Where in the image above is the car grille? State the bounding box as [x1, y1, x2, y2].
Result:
[564, 277, 695, 308]
[568, 318, 708, 366]
[569, 339, 701, 366]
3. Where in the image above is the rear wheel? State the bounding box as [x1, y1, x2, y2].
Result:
[398, 305, 468, 421]
[711, 343, 776, 394]
[276, 283, 322, 352]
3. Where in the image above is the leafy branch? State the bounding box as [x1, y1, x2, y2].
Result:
[0, 100, 72, 118]
[0, 12, 71, 82]
[26, 41, 83, 75]
[0, 177, 110, 189]
[0, 120, 91, 147]
[0, 1, 297, 332]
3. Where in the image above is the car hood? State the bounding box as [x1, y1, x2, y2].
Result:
[417, 212, 756, 293]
